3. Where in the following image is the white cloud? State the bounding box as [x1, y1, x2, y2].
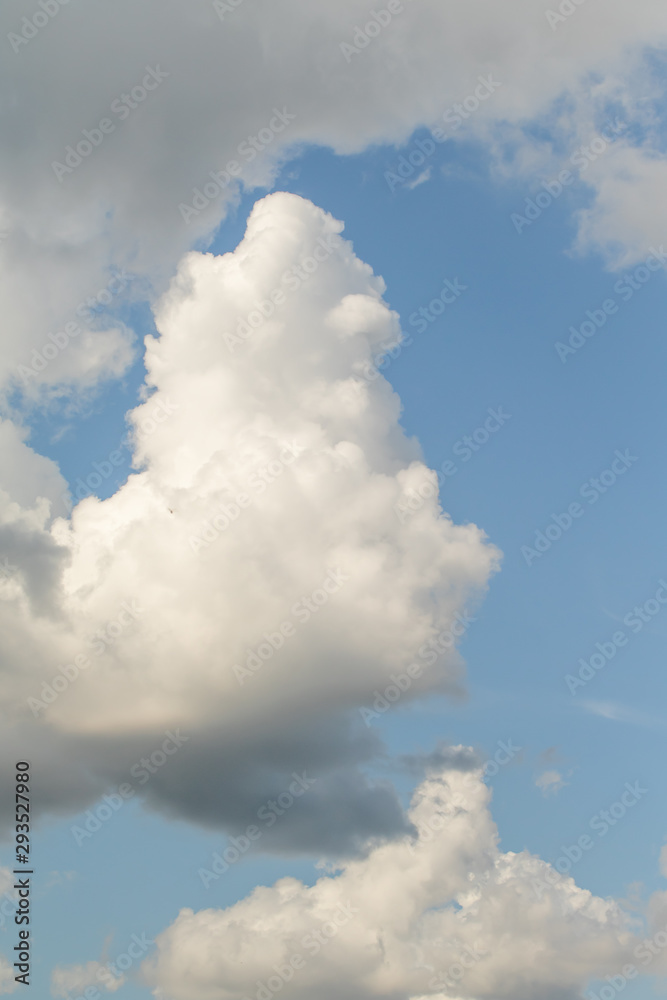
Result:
[0, 420, 67, 511]
[535, 769, 568, 796]
[51, 960, 124, 997]
[0, 193, 498, 850]
[574, 145, 667, 267]
[0, 8, 662, 989]
[143, 758, 637, 1000]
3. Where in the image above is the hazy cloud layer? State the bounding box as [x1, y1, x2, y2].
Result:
[1, 1, 666, 404]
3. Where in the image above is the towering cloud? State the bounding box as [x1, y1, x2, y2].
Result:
[0, 194, 497, 849]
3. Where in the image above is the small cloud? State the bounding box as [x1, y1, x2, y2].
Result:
[584, 700, 627, 721]
[405, 167, 432, 190]
[0, 869, 14, 896]
[43, 870, 76, 891]
[579, 700, 664, 728]
[536, 769, 568, 796]
[51, 960, 124, 997]
[0, 954, 18, 994]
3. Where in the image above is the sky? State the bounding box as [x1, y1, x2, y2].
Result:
[0, 2, 667, 999]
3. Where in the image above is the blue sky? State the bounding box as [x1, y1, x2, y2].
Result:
[9, 134, 666, 1000]
[2, 4, 667, 1000]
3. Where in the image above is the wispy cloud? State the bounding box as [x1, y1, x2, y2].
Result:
[405, 167, 432, 190]
[579, 700, 665, 728]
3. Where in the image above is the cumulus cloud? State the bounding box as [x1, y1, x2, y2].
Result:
[143, 759, 637, 1000]
[0, 5, 663, 994]
[0, 424, 69, 621]
[0, 193, 498, 850]
[0, 7, 662, 991]
[0, 1, 667, 404]
[0, 493, 69, 618]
